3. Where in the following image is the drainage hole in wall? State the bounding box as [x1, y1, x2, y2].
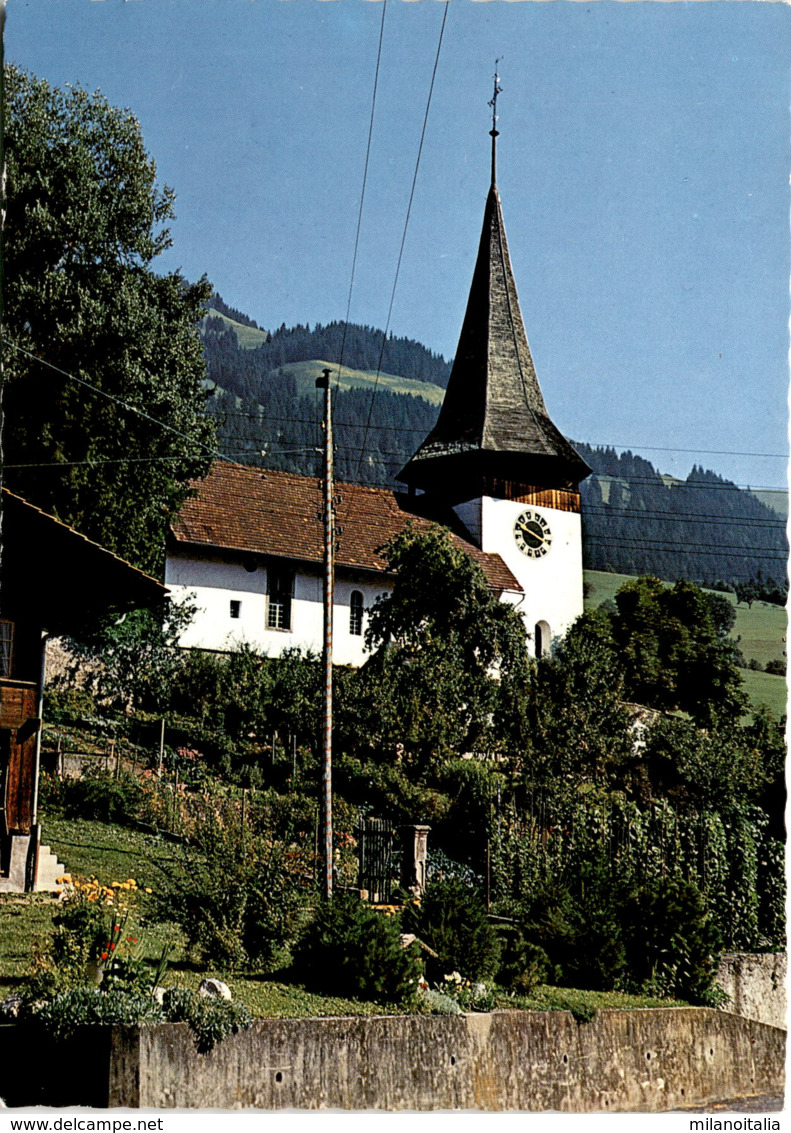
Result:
[275, 1072, 283, 1084]
[645, 1052, 651, 1061]
[709, 1049, 714, 1057]
[681, 1090, 685, 1097]
[562, 1055, 568, 1064]
[450, 1056, 456, 1066]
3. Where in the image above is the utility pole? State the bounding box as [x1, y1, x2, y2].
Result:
[316, 367, 334, 900]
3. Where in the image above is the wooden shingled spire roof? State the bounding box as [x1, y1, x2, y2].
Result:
[398, 79, 590, 501]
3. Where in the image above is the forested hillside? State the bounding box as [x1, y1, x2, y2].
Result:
[199, 306, 787, 592]
[577, 445, 787, 592]
[202, 299, 451, 386]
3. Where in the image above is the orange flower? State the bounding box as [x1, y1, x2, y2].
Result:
[109, 942, 116, 951]
[101, 952, 108, 960]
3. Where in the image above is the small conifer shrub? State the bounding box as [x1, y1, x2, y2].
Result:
[291, 896, 421, 1003]
[401, 878, 500, 983]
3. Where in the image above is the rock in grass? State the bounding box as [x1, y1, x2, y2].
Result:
[199, 978, 232, 1001]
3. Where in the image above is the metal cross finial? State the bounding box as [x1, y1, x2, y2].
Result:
[488, 59, 503, 138]
[488, 60, 503, 183]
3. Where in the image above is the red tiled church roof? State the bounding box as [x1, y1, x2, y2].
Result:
[171, 462, 521, 593]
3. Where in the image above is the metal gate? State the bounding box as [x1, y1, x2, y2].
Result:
[357, 817, 397, 902]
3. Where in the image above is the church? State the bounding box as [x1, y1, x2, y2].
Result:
[166, 116, 591, 662]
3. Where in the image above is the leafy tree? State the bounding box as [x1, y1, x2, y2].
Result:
[63, 596, 195, 713]
[527, 610, 634, 791]
[638, 715, 768, 811]
[611, 577, 747, 725]
[2, 66, 215, 573]
[345, 524, 532, 774]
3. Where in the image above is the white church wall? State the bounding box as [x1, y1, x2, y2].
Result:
[477, 496, 584, 653]
[164, 553, 388, 665]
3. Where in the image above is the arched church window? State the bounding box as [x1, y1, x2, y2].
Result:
[349, 591, 364, 636]
[534, 621, 551, 659]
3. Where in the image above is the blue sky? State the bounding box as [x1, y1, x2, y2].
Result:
[6, 0, 790, 490]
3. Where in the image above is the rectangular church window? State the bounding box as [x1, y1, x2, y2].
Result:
[230, 600, 241, 619]
[267, 569, 294, 631]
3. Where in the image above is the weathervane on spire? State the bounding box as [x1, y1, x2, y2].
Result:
[488, 59, 503, 183]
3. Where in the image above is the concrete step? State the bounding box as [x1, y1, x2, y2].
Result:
[35, 845, 67, 891]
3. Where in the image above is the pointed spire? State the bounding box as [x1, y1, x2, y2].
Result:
[398, 75, 590, 502]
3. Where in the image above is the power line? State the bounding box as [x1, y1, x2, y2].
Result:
[355, 0, 450, 478]
[209, 406, 791, 472]
[335, 0, 388, 394]
[4, 340, 239, 465]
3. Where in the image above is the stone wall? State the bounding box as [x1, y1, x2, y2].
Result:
[717, 953, 786, 1031]
[1, 1007, 783, 1111]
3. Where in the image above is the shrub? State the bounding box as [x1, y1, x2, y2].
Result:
[495, 926, 549, 995]
[29, 898, 108, 998]
[764, 658, 786, 676]
[12, 984, 251, 1054]
[401, 878, 500, 983]
[23, 986, 163, 1040]
[515, 873, 627, 993]
[159, 798, 311, 970]
[59, 767, 143, 825]
[43, 686, 100, 725]
[291, 896, 421, 1003]
[161, 987, 252, 1054]
[619, 877, 722, 1003]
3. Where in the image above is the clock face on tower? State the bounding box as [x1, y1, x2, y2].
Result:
[514, 509, 552, 559]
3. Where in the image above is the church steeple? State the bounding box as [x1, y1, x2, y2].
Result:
[398, 71, 590, 504]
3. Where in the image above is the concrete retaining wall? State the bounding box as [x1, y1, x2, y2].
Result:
[717, 953, 786, 1030]
[1, 1008, 783, 1111]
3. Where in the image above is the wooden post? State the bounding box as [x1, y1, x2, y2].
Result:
[158, 718, 165, 778]
[316, 367, 334, 900]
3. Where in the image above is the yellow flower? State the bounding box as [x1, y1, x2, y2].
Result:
[145, 888, 153, 894]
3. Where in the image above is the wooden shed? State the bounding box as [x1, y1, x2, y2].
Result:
[0, 489, 166, 890]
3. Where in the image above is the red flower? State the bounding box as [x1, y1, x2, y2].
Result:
[109, 943, 116, 951]
[101, 952, 108, 960]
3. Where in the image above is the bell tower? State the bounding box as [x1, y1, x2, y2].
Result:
[398, 68, 590, 655]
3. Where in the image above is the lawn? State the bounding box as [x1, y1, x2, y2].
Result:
[0, 817, 689, 1018]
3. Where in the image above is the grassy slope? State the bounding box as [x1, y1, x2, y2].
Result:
[201, 309, 445, 404]
[267, 359, 444, 405]
[751, 489, 788, 518]
[584, 569, 787, 719]
[202, 308, 271, 350]
[0, 817, 686, 1016]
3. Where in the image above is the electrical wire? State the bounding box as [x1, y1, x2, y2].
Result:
[334, 0, 388, 393]
[355, 0, 450, 478]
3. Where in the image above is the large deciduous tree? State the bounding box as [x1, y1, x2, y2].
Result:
[345, 524, 532, 774]
[2, 66, 215, 573]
